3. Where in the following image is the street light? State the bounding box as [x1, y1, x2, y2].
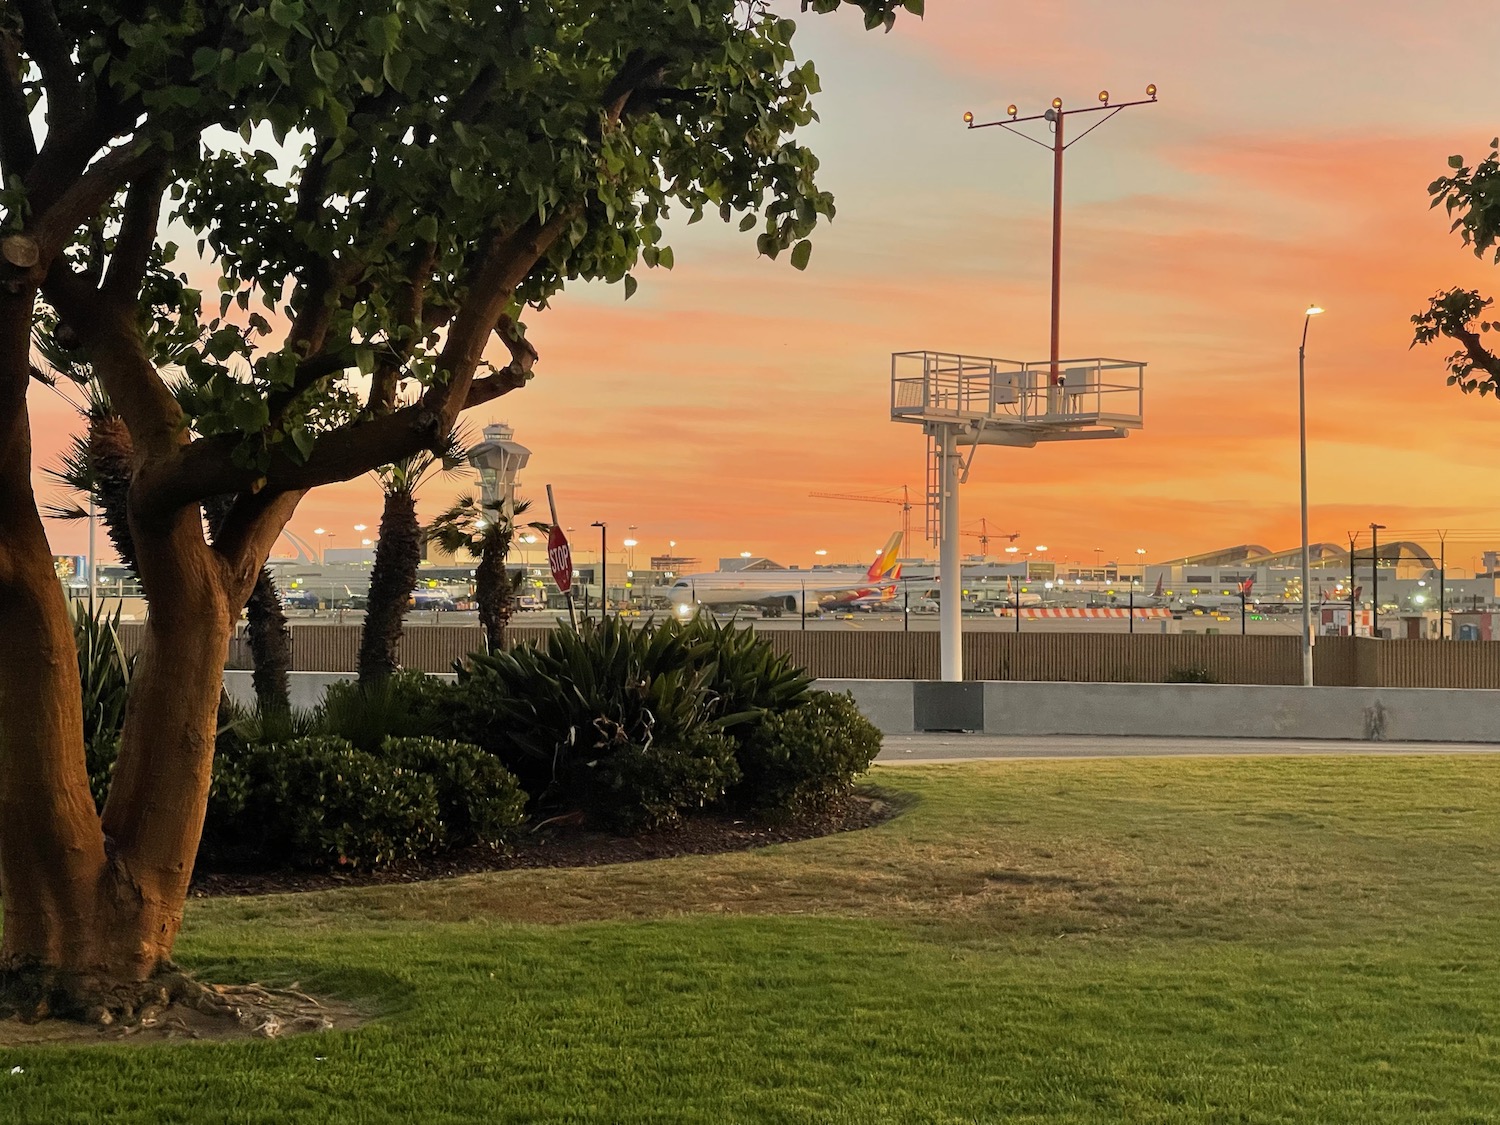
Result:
[1298, 305, 1323, 685]
[313, 527, 327, 564]
[590, 521, 607, 618]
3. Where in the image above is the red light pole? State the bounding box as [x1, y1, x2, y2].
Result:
[964, 85, 1159, 390]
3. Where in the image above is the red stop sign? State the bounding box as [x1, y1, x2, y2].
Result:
[547, 525, 573, 593]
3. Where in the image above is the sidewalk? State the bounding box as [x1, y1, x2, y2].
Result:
[875, 733, 1500, 764]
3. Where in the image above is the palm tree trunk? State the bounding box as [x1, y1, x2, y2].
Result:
[202, 496, 291, 713]
[244, 567, 292, 712]
[359, 489, 420, 685]
[475, 540, 509, 653]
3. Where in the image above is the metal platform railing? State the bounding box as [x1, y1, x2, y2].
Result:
[892, 350, 1144, 429]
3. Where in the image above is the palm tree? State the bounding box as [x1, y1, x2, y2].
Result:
[357, 434, 466, 686]
[425, 493, 537, 653]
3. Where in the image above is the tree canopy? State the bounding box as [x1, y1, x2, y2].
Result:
[3, 0, 919, 552]
[1412, 138, 1500, 393]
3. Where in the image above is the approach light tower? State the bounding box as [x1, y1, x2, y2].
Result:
[894, 87, 1158, 684]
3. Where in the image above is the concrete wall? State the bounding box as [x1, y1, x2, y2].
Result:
[822, 678, 1500, 742]
[226, 672, 1500, 744]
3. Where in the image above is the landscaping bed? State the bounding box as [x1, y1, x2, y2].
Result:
[190, 788, 901, 897]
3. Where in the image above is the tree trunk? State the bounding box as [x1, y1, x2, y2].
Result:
[358, 488, 420, 685]
[476, 539, 508, 653]
[2, 292, 236, 1013]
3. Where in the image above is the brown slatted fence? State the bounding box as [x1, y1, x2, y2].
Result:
[117, 621, 1500, 687]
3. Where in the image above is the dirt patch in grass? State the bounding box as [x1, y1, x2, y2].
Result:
[0, 983, 365, 1048]
[190, 790, 903, 899]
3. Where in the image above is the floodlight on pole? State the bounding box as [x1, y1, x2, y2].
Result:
[963, 84, 1159, 392]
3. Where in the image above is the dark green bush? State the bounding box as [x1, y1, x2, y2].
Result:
[379, 736, 527, 847]
[728, 691, 882, 815]
[687, 616, 812, 735]
[449, 617, 740, 826]
[319, 670, 456, 752]
[587, 726, 740, 832]
[202, 735, 444, 870]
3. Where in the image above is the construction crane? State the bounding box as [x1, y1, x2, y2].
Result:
[961, 518, 1020, 557]
[808, 486, 926, 552]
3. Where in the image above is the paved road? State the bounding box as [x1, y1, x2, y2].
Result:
[875, 734, 1500, 763]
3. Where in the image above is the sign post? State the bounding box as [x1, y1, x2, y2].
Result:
[545, 485, 577, 628]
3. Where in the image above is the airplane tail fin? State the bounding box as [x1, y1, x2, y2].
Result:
[865, 532, 903, 581]
[879, 564, 903, 602]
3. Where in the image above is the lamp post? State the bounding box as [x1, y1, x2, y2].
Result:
[1369, 522, 1385, 639]
[591, 521, 607, 619]
[1298, 305, 1323, 685]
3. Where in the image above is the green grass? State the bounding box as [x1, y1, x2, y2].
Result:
[5, 756, 1500, 1124]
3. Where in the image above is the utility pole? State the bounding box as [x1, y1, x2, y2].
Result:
[1369, 522, 1385, 639]
[1439, 531, 1447, 640]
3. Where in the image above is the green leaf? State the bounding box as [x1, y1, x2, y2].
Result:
[657, 246, 674, 270]
[1448, 155, 1465, 169]
[790, 239, 813, 271]
[623, 274, 638, 300]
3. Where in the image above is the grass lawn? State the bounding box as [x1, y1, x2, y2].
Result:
[4, 755, 1500, 1124]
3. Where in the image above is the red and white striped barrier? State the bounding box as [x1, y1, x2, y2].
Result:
[993, 607, 1172, 619]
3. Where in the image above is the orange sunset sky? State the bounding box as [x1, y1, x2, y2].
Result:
[29, 1, 1500, 571]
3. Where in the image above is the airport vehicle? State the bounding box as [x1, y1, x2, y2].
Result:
[670, 534, 903, 617]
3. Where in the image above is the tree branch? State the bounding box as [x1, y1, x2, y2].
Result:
[1452, 325, 1500, 382]
[43, 261, 185, 459]
[16, 0, 82, 128]
[5, 142, 164, 282]
[101, 160, 170, 305]
[0, 32, 36, 177]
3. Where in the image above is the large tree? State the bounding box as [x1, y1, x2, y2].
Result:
[1413, 138, 1500, 391]
[0, 0, 917, 1017]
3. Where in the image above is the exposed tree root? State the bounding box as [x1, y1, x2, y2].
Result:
[0, 962, 347, 1040]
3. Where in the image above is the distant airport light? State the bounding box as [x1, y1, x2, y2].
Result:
[623, 538, 638, 547]
[1306, 305, 1324, 316]
[1036, 545, 1048, 552]
[740, 551, 752, 558]
[313, 527, 325, 535]
[353, 524, 367, 532]
[1004, 546, 1019, 554]
[361, 538, 372, 546]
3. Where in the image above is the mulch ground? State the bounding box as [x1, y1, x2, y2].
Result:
[190, 789, 902, 898]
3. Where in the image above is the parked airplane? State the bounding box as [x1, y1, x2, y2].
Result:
[670, 534, 903, 617]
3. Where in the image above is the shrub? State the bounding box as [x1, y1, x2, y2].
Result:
[587, 726, 741, 833]
[202, 735, 444, 870]
[728, 691, 882, 815]
[379, 736, 527, 848]
[449, 617, 739, 826]
[687, 617, 812, 735]
[72, 600, 134, 809]
[319, 670, 455, 752]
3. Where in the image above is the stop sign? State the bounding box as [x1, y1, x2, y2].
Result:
[547, 525, 573, 593]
